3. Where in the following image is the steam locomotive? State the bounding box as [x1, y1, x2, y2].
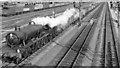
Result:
[2, 21, 62, 64]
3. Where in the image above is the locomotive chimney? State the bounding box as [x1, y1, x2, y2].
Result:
[15, 25, 20, 31]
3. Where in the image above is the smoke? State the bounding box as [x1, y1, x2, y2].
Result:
[31, 16, 51, 26]
[31, 8, 79, 28]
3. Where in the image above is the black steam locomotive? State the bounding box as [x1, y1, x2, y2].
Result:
[2, 21, 62, 64]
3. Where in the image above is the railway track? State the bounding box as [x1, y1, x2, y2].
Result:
[91, 4, 106, 66]
[54, 3, 104, 67]
[105, 4, 119, 67]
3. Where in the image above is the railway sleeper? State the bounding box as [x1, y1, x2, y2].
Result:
[110, 44, 119, 66]
[106, 42, 118, 66]
[106, 42, 113, 66]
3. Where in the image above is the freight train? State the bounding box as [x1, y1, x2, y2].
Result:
[1, 8, 80, 64]
[1, 2, 71, 17]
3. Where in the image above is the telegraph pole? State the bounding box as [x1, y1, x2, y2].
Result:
[117, 2, 120, 27]
[79, 2, 81, 23]
[53, 2, 55, 18]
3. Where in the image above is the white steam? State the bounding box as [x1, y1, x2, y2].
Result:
[31, 8, 79, 28]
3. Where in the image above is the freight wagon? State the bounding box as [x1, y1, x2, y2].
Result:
[2, 2, 72, 17]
